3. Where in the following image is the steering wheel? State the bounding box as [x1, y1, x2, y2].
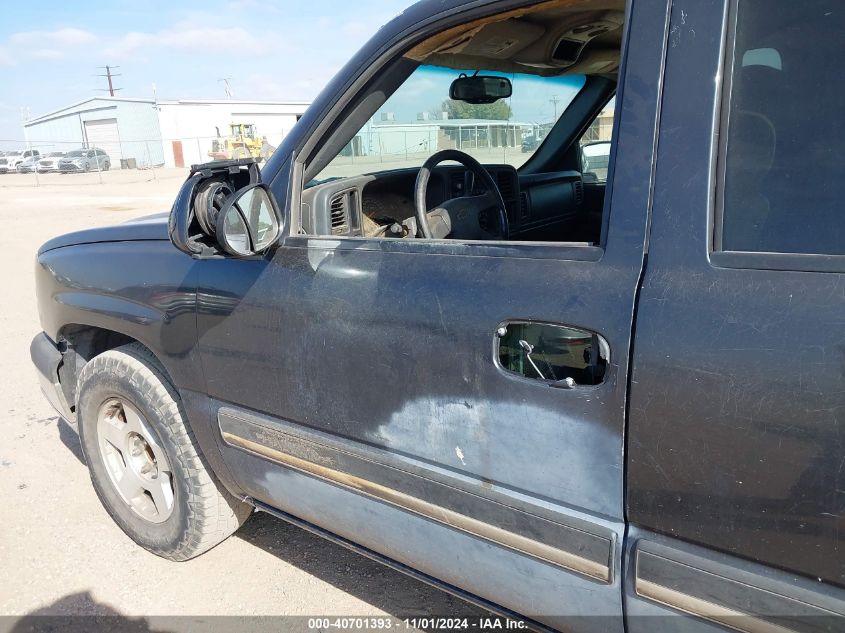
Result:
[414, 150, 510, 240]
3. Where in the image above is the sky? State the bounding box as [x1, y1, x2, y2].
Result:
[0, 0, 409, 143]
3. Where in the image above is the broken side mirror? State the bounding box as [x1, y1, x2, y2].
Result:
[215, 184, 281, 257]
[168, 158, 282, 257]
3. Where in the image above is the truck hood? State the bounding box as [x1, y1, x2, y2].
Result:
[38, 212, 170, 255]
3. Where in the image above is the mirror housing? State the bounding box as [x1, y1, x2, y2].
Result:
[449, 74, 512, 105]
[168, 158, 281, 257]
[215, 184, 281, 257]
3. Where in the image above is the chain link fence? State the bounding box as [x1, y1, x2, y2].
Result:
[0, 132, 287, 188]
[318, 124, 538, 180]
[1, 120, 612, 189]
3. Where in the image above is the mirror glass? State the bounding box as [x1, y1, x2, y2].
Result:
[221, 204, 251, 255]
[581, 141, 612, 183]
[497, 321, 608, 386]
[220, 185, 280, 256]
[449, 74, 512, 105]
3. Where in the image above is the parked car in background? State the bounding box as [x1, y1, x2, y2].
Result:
[522, 134, 543, 154]
[16, 155, 42, 173]
[58, 148, 110, 173]
[36, 152, 66, 173]
[521, 134, 541, 153]
[0, 149, 40, 173]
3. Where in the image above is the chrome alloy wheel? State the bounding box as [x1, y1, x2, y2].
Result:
[96, 398, 175, 523]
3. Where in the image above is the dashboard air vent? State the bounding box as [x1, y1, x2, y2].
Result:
[573, 180, 584, 207]
[496, 171, 516, 201]
[329, 192, 350, 234]
[519, 192, 530, 220]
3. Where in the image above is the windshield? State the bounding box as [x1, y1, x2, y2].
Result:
[66, 150, 86, 157]
[311, 65, 585, 186]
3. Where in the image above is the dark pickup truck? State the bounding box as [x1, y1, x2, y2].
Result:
[30, 0, 845, 631]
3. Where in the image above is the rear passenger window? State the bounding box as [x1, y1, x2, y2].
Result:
[718, 1, 845, 255]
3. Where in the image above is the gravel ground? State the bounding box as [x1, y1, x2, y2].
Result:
[0, 169, 484, 630]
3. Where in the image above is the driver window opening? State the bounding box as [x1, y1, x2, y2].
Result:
[302, 0, 624, 247]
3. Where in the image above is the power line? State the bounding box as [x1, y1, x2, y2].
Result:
[96, 65, 122, 96]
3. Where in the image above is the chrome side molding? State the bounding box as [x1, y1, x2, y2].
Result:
[218, 407, 614, 584]
[634, 541, 845, 633]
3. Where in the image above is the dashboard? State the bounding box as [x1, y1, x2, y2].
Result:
[301, 165, 589, 242]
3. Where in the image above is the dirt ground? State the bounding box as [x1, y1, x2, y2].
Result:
[0, 169, 483, 629]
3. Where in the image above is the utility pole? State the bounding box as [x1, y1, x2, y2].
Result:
[550, 95, 561, 121]
[96, 66, 122, 96]
[218, 78, 234, 99]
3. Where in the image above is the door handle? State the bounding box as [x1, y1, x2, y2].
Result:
[496, 321, 609, 386]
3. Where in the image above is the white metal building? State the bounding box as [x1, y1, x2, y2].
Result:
[23, 98, 163, 167]
[355, 118, 535, 157]
[156, 99, 309, 167]
[23, 97, 310, 168]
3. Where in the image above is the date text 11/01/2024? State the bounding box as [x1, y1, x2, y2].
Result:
[307, 618, 528, 630]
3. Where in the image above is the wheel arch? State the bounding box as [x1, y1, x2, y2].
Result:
[57, 323, 171, 413]
[55, 322, 248, 502]
[74, 334, 251, 558]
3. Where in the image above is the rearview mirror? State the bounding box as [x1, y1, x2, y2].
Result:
[216, 184, 281, 257]
[449, 74, 512, 105]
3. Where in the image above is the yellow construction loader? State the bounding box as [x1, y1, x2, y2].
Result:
[208, 123, 275, 162]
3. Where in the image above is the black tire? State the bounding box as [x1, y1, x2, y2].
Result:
[77, 343, 251, 560]
[103, 161, 110, 171]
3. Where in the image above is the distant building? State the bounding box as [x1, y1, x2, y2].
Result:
[23, 97, 310, 168]
[23, 98, 163, 166]
[582, 104, 615, 143]
[345, 117, 535, 158]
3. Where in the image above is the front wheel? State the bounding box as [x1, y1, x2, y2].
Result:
[77, 343, 251, 560]
[103, 161, 110, 171]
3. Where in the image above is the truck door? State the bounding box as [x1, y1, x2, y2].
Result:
[626, 0, 845, 630]
[194, 1, 668, 629]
